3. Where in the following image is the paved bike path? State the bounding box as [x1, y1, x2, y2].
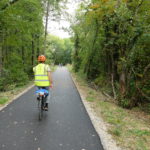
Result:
[0, 67, 104, 150]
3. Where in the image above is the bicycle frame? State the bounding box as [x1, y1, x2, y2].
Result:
[36, 89, 49, 121]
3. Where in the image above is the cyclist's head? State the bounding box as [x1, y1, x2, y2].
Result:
[38, 55, 46, 63]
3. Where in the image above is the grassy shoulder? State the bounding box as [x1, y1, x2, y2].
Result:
[0, 81, 33, 107]
[69, 66, 150, 150]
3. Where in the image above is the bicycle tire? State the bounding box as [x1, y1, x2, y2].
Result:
[38, 98, 43, 121]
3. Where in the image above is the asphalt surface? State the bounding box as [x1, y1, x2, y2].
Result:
[0, 67, 104, 150]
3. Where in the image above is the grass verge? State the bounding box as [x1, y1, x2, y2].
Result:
[0, 81, 33, 107]
[69, 67, 150, 150]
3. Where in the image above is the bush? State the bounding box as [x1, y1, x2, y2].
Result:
[0, 54, 29, 91]
[118, 97, 131, 108]
[94, 75, 107, 87]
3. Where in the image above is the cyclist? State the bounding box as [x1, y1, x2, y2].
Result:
[33, 55, 53, 111]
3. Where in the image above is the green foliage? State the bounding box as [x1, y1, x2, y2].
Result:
[129, 129, 150, 137]
[94, 76, 107, 87]
[46, 34, 73, 65]
[86, 96, 94, 102]
[0, 0, 63, 91]
[109, 128, 122, 137]
[0, 97, 9, 105]
[118, 97, 131, 108]
[7, 54, 29, 86]
[71, 0, 150, 108]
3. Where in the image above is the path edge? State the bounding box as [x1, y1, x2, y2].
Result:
[0, 85, 34, 111]
[70, 73, 122, 150]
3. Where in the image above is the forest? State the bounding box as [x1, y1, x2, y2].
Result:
[0, 0, 71, 91]
[71, 0, 150, 109]
[0, 0, 150, 109]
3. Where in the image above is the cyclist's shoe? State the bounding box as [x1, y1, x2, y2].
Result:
[44, 103, 48, 111]
[37, 96, 40, 101]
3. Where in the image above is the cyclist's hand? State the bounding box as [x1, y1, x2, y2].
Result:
[50, 84, 53, 88]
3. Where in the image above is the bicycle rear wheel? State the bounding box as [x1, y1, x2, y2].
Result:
[38, 99, 43, 121]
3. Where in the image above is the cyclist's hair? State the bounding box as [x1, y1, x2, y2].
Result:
[39, 61, 44, 63]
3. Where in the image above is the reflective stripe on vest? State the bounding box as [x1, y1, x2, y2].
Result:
[34, 64, 50, 86]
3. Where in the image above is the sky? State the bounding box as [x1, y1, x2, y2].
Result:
[47, 0, 79, 38]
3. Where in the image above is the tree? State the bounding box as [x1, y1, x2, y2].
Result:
[0, 0, 44, 90]
[43, 0, 67, 54]
[71, 0, 150, 108]
[46, 34, 73, 65]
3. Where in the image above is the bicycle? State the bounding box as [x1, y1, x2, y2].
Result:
[36, 88, 49, 121]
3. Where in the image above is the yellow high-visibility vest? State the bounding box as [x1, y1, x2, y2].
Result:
[33, 64, 50, 87]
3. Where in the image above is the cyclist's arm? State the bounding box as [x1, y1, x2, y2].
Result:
[48, 71, 53, 86]
[33, 67, 35, 72]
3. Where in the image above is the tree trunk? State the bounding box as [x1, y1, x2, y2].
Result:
[74, 34, 80, 72]
[119, 71, 126, 96]
[105, 51, 111, 76]
[43, 0, 50, 54]
[0, 30, 3, 76]
[32, 35, 34, 66]
[111, 73, 117, 99]
[0, 45, 2, 76]
[22, 45, 25, 66]
[110, 50, 117, 99]
[37, 35, 40, 58]
[86, 19, 99, 79]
